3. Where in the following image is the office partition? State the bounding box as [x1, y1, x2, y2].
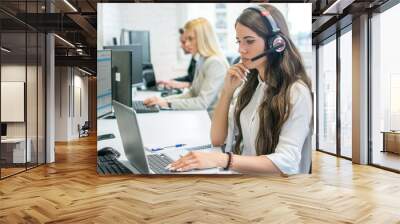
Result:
[0, 2, 47, 179]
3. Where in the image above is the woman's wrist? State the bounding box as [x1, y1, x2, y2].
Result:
[215, 152, 229, 168]
[224, 152, 233, 170]
[221, 88, 235, 100]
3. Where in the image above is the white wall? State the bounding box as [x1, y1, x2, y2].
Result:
[72, 74, 89, 138]
[98, 3, 191, 81]
[55, 67, 89, 141]
[55, 67, 67, 141]
[1, 65, 28, 138]
[1, 64, 46, 163]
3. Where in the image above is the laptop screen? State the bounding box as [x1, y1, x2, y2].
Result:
[113, 100, 150, 174]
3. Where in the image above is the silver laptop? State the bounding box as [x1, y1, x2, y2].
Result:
[113, 100, 226, 175]
[113, 100, 173, 174]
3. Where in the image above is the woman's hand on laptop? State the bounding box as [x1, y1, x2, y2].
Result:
[167, 152, 227, 172]
[143, 96, 168, 108]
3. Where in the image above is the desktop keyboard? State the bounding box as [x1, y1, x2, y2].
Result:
[132, 100, 160, 113]
[147, 154, 174, 174]
[97, 154, 133, 175]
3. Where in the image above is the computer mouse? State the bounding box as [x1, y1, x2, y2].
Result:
[97, 147, 121, 158]
[97, 133, 116, 141]
[173, 88, 183, 94]
[161, 91, 169, 97]
[161, 88, 182, 97]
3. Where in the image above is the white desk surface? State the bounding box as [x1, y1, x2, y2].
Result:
[132, 90, 161, 101]
[98, 90, 231, 174]
[99, 90, 212, 150]
[1, 138, 26, 143]
[98, 110, 212, 150]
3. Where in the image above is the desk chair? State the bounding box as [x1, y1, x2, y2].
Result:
[78, 121, 90, 138]
[143, 67, 156, 88]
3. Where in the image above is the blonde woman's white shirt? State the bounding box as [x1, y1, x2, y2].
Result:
[165, 54, 229, 116]
[225, 75, 313, 175]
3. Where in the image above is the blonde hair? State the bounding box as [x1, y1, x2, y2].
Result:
[184, 17, 223, 57]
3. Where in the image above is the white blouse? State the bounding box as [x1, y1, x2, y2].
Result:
[225, 75, 313, 175]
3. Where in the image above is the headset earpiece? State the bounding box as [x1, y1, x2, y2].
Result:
[270, 35, 286, 53]
[247, 6, 286, 56]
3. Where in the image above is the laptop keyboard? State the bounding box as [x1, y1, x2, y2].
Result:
[132, 100, 159, 113]
[98, 153, 176, 174]
[147, 154, 174, 174]
[97, 154, 133, 175]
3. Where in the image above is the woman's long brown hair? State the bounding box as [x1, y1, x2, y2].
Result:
[233, 4, 312, 155]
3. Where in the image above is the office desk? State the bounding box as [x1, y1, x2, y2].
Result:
[381, 131, 400, 154]
[131, 90, 212, 148]
[133, 89, 161, 101]
[98, 110, 230, 174]
[1, 138, 32, 165]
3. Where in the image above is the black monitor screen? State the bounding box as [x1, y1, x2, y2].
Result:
[111, 51, 133, 107]
[104, 45, 143, 87]
[129, 31, 151, 65]
[1, 123, 7, 136]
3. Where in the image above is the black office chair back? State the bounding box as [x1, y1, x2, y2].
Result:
[82, 121, 90, 130]
[143, 68, 156, 88]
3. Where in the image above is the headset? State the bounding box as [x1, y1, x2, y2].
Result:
[245, 6, 287, 62]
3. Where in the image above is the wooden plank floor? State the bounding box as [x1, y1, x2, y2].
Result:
[1, 135, 400, 223]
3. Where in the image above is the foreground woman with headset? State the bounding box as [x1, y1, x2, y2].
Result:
[168, 4, 313, 176]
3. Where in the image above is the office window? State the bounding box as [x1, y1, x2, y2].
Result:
[340, 29, 352, 158]
[1, 31, 28, 178]
[317, 36, 337, 155]
[0, 1, 46, 179]
[371, 3, 400, 171]
[27, 31, 38, 169]
[216, 12, 227, 29]
[311, 45, 317, 150]
[217, 33, 227, 51]
[216, 3, 226, 10]
[38, 33, 46, 165]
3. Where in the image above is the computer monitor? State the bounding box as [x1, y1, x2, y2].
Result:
[129, 31, 151, 65]
[104, 45, 143, 87]
[110, 51, 133, 107]
[1, 123, 7, 137]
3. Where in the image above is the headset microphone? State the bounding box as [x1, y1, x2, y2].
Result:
[250, 42, 285, 62]
[250, 47, 276, 62]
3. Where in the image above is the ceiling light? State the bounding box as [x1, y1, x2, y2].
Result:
[322, 0, 354, 15]
[63, 0, 78, 12]
[1, 47, 11, 53]
[54, 34, 75, 48]
[78, 67, 92, 76]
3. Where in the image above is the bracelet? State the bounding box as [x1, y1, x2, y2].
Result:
[167, 102, 172, 108]
[224, 152, 232, 170]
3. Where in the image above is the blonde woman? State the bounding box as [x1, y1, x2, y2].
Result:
[144, 18, 229, 116]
